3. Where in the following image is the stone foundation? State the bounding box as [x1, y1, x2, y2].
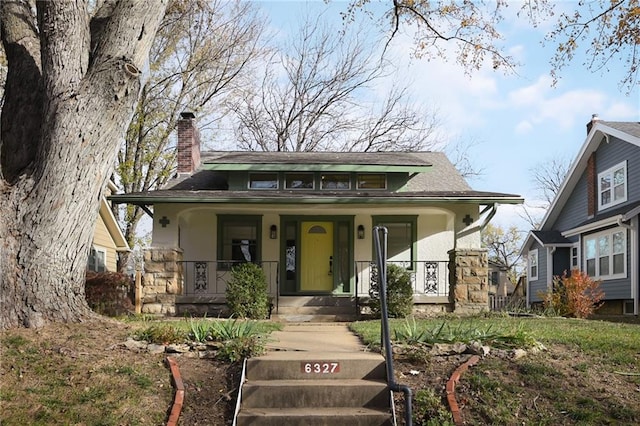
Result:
[142, 247, 183, 315]
[448, 248, 489, 314]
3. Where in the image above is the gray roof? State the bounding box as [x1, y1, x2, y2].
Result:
[599, 121, 640, 138]
[201, 150, 433, 167]
[531, 230, 572, 245]
[110, 150, 522, 205]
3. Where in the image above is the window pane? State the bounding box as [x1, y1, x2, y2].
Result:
[613, 253, 624, 274]
[285, 173, 313, 189]
[613, 168, 625, 185]
[220, 219, 259, 263]
[531, 266, 537, 278]
[600, 175, 611, 190]
[598, 236, 610, 255]
[357, 173, 386, 189]
[613, 232, 625, 253]
[250, 173, 278, 189]
[321, 174, 350, 190]
[599, 256, 609, 276]
[585, 239, 596, 259]
[385, 222, 412, 262]
[586, 259, 596, 276]
[614, 184, 625, 201]
[601, 189, 611, 206]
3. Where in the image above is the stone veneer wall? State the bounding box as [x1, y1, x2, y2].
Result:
[448, 248, 489, 314]
[142, 247, 183, 315]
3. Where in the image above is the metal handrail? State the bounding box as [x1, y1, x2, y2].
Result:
[373, 226, 412, 426]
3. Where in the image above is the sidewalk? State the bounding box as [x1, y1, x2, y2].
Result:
[265, 323, 368, 353]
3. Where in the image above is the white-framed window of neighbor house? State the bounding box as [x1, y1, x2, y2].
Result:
[598, 161, 627, 210]
[88, 245, 107, 272]
[584, 227, 627, 280]
[570, 242, 580, 271]
[528, 249, 538, 281]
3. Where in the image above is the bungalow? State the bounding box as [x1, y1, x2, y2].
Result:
[110, 112, 523, 318]
[521, 116, 640, 316]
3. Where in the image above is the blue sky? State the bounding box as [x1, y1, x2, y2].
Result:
[252, 0, 640, 231]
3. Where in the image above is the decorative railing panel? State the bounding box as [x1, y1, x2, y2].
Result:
[180, 261, 279, 297]
[357, 260, 449, 299]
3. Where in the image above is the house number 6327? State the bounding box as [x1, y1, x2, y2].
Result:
[301, 362, 340, 374]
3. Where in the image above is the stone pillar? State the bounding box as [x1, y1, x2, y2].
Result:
[142, 247, 184, 316]
[448, 248, 489, 314]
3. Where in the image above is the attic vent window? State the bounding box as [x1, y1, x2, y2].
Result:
[285, 173, 314, 189]
[357, 173, 386, 189]
[249, 173, 278, 189]
[321, 173, 350, 190]
[598, 161, 627, 210]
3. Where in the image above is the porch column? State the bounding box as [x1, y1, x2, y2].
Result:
[448, 248, 489, 314]
[142, 247, 184, 315]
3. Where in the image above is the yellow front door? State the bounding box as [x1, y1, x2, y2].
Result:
[300, 222, 334, 292]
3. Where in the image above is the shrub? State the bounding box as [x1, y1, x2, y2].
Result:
[369, 263, 414, 318]
[225, 263, 270, 319]
[541, 269, 604, 318]
[85, 271, 134, 317]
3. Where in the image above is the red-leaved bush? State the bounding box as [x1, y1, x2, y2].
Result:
[541, 269, 604, 318]
[85, 271, 134, 317]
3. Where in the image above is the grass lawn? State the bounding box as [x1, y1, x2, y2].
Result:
[350, 314, 640, 425]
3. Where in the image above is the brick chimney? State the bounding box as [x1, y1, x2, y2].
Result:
[177, 111, 201, 175]
[586, 113, 600, 135]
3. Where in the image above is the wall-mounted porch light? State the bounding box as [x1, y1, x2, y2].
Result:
[357, 224, 365, 239]
[270, 224, 278, 239]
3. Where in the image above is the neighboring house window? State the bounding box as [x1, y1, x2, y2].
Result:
[218, 216, 261, 267]
[88, 246, 107, 272]
[584, 228, 626, 279]
[570, 243, 580, 270]
[598, 161, 627, 210]
[490, 271, 499, 285]
[373, 216, 417, 265]
[321, 173, 350, 190]
[357, 173, 386, 189]
[249, 173, 278, 189]
[528, 249, 538, 281]
[285, 173, 314, 189]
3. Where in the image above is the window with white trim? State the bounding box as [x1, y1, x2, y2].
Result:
[598, 161, 627, 210]
[88, 246, 107, 272]
[570, 243, 580, 271]
[528, 249, 538, 281]
[584, 228, 626, 280]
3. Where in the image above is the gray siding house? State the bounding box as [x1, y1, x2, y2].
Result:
[521, 117, 640, 316]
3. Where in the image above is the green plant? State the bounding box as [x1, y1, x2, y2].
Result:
[413, 388, 454, 425]
[187, 317, 212, 342]
[369, 263, 414, 318]
[541, 269, 605, 318]
[134, 324, 185, 344]
[225, 262, 270, 319]
[85, 271, 134, 317]
[216, 335, 266, 362]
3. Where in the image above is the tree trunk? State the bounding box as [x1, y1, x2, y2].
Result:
[0, 1, 167, 329]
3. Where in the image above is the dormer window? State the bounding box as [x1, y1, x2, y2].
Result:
[285, 173, 314, 189]
[249, 173, 278, 189]
[321, 173, 350, 190]
[357, 173, 386, 189]
[598, 161, 626, 210]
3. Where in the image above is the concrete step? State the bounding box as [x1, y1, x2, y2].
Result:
[271, 313, 359, 322]
[276, 296, 357, 308]
[274, 305, 356, 315]
[236, 407, 393, 426]
[247, 352, 386, 380]
[241, 379, 389, 409]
